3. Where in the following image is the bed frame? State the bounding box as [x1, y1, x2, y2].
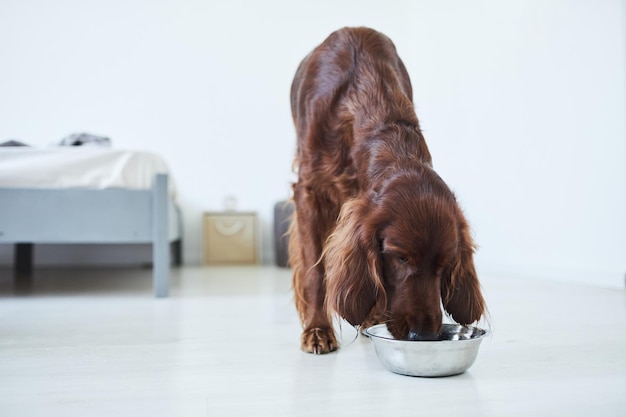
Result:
[0, 173, 181, 297]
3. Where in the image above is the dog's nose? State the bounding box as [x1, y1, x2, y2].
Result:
[408, 312, 442, 340]
[408, 330, 439, 341]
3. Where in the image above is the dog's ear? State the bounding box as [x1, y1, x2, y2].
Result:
[323, 196, 385, 326]
[441, 209, 485, 325]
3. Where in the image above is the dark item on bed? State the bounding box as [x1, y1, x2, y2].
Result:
[288, 27, 485, 354]
[59, 132, 111, 147]
[0, 140, 29, 146]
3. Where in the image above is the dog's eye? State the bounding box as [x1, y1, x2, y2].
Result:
[398, 256, 408, 265]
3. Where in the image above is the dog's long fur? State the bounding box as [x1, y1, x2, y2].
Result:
[289, 27, 485, 354]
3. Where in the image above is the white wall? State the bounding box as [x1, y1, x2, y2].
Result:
[0, 0, 624, 288]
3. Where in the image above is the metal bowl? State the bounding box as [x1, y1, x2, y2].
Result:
[365, 323, 488, 377]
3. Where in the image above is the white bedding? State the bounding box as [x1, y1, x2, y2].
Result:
[0, 148, 176, 198]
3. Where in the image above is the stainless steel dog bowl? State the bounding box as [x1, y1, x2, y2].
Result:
[366, 323, 488, 377]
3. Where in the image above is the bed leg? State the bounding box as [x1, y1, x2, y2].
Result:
[14, 243, 33, 292]
[15, 243, 33, 274]
[153, 174, 169, 297]
[172, 239, 183, 266]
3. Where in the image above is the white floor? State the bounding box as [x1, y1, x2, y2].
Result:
[0, 265, 624, 417]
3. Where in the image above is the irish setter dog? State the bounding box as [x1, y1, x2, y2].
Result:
[289, 27, 485, 354]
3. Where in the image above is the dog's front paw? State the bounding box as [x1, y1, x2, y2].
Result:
[301, 327, 338, 354]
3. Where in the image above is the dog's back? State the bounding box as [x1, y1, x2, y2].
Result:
[290, 27, 419, 197]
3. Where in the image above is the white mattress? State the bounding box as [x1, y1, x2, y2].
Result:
[0, 148, 176, 198]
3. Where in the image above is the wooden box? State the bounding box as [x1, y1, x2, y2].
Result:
[203, 212, 257, 264]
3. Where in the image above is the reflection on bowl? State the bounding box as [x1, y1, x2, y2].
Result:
[365, 323, 488, 377]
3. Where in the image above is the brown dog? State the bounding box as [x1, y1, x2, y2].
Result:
[289, 27, 485, 354]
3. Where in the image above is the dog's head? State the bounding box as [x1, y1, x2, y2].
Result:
[323, 166, 485, 340]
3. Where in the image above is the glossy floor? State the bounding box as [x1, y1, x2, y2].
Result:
[0, 266, 624, 416]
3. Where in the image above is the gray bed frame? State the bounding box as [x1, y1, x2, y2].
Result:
[0, 173, 181, 297]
